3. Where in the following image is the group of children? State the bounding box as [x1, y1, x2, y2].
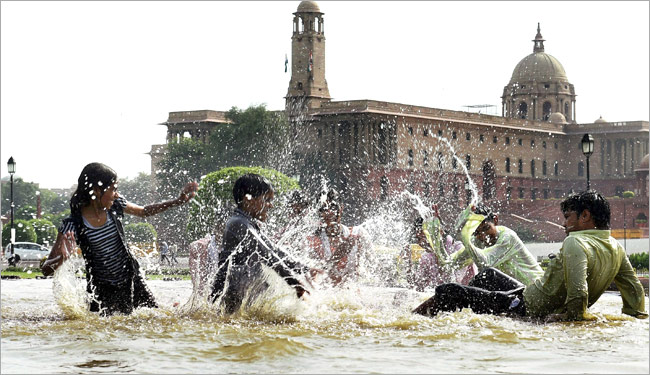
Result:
[42, 162, 647, 322]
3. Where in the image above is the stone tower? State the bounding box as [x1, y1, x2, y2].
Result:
[286, 1, 331, 114]
[501, 24, 577, 124]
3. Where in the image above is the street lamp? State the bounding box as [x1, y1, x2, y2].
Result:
[581, 134, 594, 190]
[7, 157, 16, 264]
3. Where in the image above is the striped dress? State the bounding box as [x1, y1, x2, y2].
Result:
[60, 197, 132, 285]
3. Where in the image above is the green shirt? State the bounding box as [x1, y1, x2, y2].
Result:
[460, 213, 544, 286]
[523, 229, 647, 320]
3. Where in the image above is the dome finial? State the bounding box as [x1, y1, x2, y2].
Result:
[533, 23, 545, 53]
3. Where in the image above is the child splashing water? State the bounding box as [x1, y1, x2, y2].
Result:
[41, 162, 198, 316]
[210, 174, 318, 315]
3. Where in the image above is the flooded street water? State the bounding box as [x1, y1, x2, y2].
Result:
[2, 274, 648, 374]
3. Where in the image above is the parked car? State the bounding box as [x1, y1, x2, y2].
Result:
[3, 242, 50, 265]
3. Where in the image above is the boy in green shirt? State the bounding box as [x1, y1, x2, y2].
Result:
[414, 191, 647, 321]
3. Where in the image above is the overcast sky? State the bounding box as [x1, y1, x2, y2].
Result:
[1, 1, 648, 189]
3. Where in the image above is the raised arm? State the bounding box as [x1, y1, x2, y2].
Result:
[124, 181, 198, 218]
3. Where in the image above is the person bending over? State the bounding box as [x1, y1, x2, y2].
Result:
[41, 162, 198, 316]
[413, 190, 648, 322]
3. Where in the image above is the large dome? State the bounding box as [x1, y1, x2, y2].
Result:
[297, 1, 320, 13]
[509, 52, 568, 84]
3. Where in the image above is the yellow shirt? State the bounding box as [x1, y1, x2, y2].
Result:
[523, 229, 647, 320]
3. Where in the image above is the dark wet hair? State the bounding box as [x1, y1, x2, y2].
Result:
[474, 203, 496, 223]
[70, 162, 118, 216]
[233, 174, 274, 207]
[289, 190, 308, 207]
[561, 190, 610, 229]
[318, 188, 341, 212]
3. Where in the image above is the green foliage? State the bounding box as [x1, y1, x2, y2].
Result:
[512, 225, 547, 243]
[628, 252, 649, 271]
[39, 189, 69, 215]
[28, 218, 57, 246]
[187, 166, 300, 239]
[124, 222, 157, 243]
[15, 205, 37, 221]
[2, 219, 37, 244]
[622, 191, 635, 198]
[1, 177, 39, 214]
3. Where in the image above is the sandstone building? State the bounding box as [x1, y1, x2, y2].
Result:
[151, 1, 648, 241]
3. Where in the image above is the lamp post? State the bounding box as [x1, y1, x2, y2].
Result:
[7, 157, 16, 262]
[581, 134, 594, 190]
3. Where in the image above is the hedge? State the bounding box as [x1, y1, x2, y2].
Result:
[2, 219, 37, 245]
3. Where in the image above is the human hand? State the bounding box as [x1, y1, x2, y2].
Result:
[61, 231, 77, 260]
[180, 181, 199, 202]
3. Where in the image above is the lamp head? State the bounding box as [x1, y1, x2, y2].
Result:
[7, 157, 16, 174]
[581, 134, 594, 156]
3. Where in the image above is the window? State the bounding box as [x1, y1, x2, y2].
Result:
[543, 189, 550, 199]
[518, 138, 523, 146]
[554, 190, 562, 199]
[452, 157, 458, 169]
[452, 131, 457, 140]
[554, 161, 559, 176]
[544, 83, 550, 89]
[408, 127, 413, 136]
[423, 150, 429, 166]
[408, 149, 414, 166]
[531, 160, 536, 177]
[505, 137, 510, 145]
[317, 129, 322, 138]
[531, 139, 535, 147]
[380, 176, 389, 201]
[518, 187, 525, 199]
[542, 141, 547, 149]
[542, 160, 547, 175]
[518, 159, 523, 174]
[531, 188, 537, 200]
[423, 128, 428, 137]
[437, 152, 443, 169]
[466, 132, 471, 141]
[438, 181, 444, 196]
[438, 130, 443, 137]
[554, 142, 558, 149]
[578, 161, 584, 176]
[479, 134, 484, 142]
[493, 136, 498, 144]
[466, 154, 471, 170]
[505, 157, 511, 173]
[506, 187, 512, 201]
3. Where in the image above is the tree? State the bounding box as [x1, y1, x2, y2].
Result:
[2, 219, 37, 244]
[124, 222, 157, 243]
[29, 218, 57, 246]
[15, 205, 38, 221]
[1, 177, 39, 215]
[39, 188, 69, 215]
[187, 166, 300, 240]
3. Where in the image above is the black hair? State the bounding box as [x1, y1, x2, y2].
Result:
[474, 203, 496, 223]
[289, 190, 308, 206]
[561, 190, 610, 229]
[233, 174, 274, 207]
[70, 162, 118, 216]
[318, 188, 341, 211]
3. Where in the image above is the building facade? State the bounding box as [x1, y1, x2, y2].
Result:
[152, 1, 648, 241]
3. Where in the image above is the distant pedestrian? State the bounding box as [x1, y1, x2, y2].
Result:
[160, 241, 170, 266]
[169, 243, 179, 266]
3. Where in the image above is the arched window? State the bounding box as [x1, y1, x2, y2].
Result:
[542, 160, 547, 175]
[380, 176, 389, 201]
[543, 101, 552, 121]
[518, 102, 528, 119]
[554, 161, 559, 176]
[482, 160, 496, 200]
[531, 160, 536, 177]
[578, 161, 585, 176]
